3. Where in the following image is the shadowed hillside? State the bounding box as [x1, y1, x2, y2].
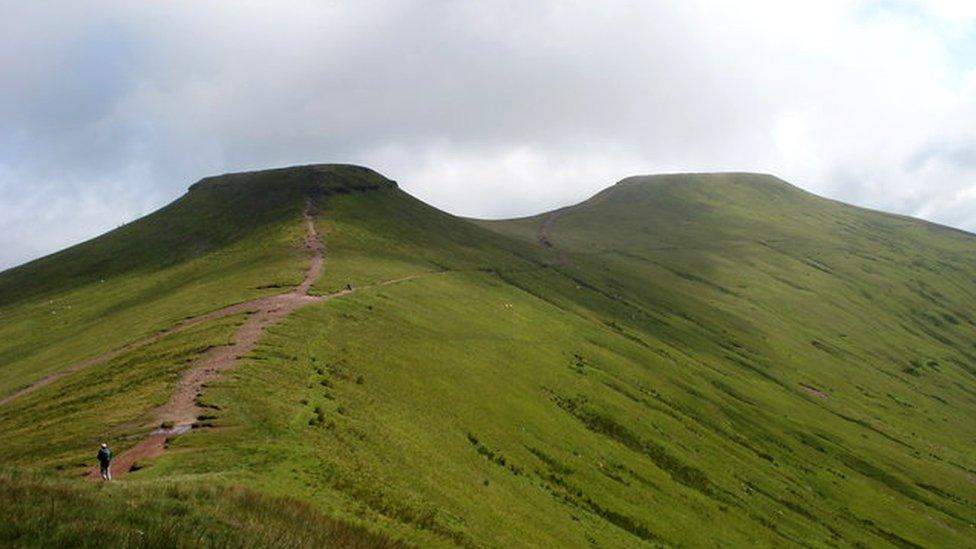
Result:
[1, 167, 974, 547]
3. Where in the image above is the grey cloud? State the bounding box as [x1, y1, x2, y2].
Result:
[907, 142, 976, 172]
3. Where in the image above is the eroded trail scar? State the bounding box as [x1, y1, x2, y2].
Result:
[538, 209, 570, 267]
[105, 206, 327, 477]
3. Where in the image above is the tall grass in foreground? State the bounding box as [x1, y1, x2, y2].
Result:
[0, 468, 404, 548]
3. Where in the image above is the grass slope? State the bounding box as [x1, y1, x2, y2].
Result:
[0, 468, 401, 548]
[1, 168, 975, 547]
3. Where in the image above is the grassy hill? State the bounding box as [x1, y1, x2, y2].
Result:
[1, 167, 974, 547]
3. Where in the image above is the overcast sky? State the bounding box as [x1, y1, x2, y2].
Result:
[2, 1, 975, 270]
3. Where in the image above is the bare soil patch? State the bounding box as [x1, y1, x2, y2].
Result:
[538, 209, 570, 266]
[799, 382, 829, 400]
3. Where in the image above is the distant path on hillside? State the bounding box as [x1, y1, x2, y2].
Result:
[538, 208, 571, 266]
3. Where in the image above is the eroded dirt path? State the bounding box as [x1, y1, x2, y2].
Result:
[103, 206, 326, 476]
[103, 210, 451, 477]
[538, 208, 570, 267]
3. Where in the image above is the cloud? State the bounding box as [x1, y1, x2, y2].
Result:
[1, 0, 975, 269]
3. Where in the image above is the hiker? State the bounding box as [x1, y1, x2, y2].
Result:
[97, 443, 113, 481]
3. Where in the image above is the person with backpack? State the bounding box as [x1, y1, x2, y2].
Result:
[97, 443, 113, 481]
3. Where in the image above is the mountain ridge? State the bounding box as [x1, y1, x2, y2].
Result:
[1, 164, 975, 547]
[4, 166, 973, 281]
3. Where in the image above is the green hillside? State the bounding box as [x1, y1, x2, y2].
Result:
[1, 167, 974, 547]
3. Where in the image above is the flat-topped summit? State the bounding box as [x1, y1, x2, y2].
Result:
[188, 163, 398, 195]
[611, 172, 804, 197]
[614, 171, 785, 185]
